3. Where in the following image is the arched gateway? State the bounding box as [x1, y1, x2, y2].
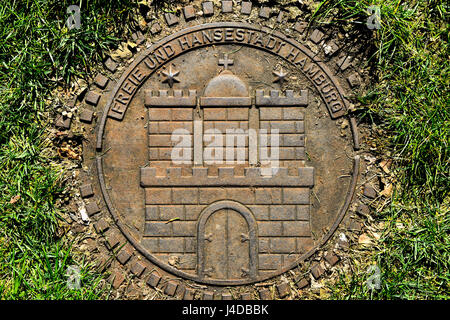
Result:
[197, 201, 258, 281]
[89, 21, 360, 287]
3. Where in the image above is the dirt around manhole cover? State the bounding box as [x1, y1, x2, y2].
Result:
[70, 2, 365, 299]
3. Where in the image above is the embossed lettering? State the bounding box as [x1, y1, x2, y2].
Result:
[324, 91, 338, 103]
[192, 33, 203, 46]
[122, 81, 136, 95]
[303, 63, 320, 78]
[235, 29, 245, 41]
[285, 46, 299, 62]
[274, 41, 286, 54]
[294, 56, 307, 68]
[144, 56, 157, 69]
[110, 101, 125, 115]
[265, 36, 277, 50]
[213, 29, 223, 41]
[164, 44, 175, 57]
[246, 30, 255, 43]
[154, 47, 168, 63]
[331, 102, 343, 112]
[253, 33, 265, 47]
[225, 28, 234, 41]
[178, 36, 191, 50]
[313, 73, 327, 86]
[321, 82, 334, 94]
[201, 30, 213, 43]
[107, 25, 347, 123]
[131, 68, 145, 83]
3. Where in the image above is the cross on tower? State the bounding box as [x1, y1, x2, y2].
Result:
[218, 54, 234, 70]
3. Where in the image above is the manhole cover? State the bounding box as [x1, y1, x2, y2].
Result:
[75, 2, 362, 298]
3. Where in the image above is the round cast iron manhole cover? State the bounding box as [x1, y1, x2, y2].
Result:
[76, 3, 362, 297]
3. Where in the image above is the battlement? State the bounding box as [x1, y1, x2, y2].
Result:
[145, 89, 197, 107]
[140, 166, 314, 187]
[144, 89, 308, 108]
[255, 90, 308, 106]
[199, 96, 252, 107]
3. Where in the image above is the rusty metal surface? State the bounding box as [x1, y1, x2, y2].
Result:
[89, 22, 360, 286]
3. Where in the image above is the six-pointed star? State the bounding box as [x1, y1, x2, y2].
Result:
[273, 67, 288, 85]
[162, 64, 180, 87]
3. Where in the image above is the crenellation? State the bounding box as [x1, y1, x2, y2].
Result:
[192, 167, 208, 177]
[141, 166, 315, 187]
[145, 89, 197, 107]
[218, 167, 234, 177]
[244, 167, 260, 177]
[255, 89, 308, 106]
[167, 167, 182, 177]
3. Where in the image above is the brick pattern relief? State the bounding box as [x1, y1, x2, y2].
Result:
[141, 68, 314, 279]
[148, 107, 194, 176]
[260, 106, 306, 175]
[142, 186, 312, 272]
[203, 107, 249, 169]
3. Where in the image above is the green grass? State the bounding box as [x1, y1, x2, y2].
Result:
[0, 0, 136, 299]
[312, 0, 449, 299]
